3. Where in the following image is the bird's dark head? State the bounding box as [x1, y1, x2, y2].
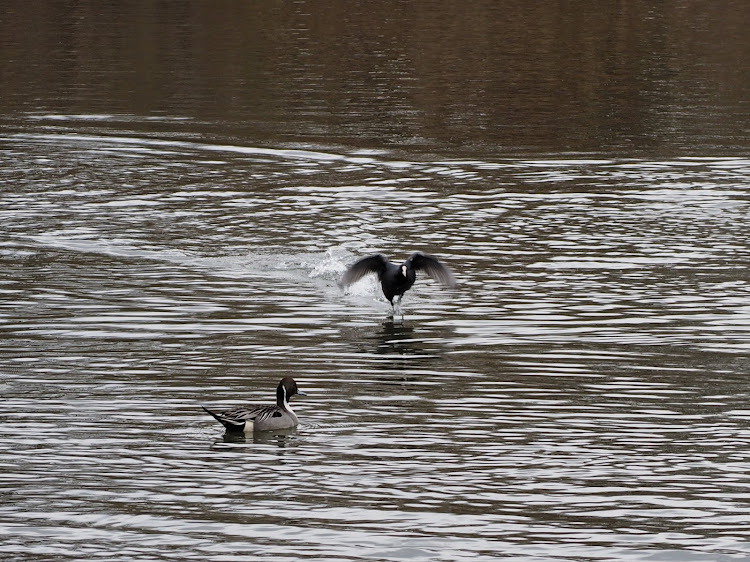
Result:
[277, 377, 306, 405]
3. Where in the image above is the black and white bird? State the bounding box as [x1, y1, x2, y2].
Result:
[202, 377, 306, 434]
[339, 252, 456, 305]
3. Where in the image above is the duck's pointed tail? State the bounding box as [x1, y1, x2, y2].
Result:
[201, 405, 245, 432]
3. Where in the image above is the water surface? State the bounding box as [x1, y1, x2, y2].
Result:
[2, 2, 750, 561]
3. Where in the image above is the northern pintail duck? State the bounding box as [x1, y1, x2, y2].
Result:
[202, 377, 305, 434]
[339, 252, 456, 305]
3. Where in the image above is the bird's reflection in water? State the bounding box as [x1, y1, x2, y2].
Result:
[377, 317, 417, 356]
[372, 318, 433, 385]
[213, 426, 298, 449]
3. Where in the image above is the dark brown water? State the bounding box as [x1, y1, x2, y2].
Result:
[2, 2, 750, 561]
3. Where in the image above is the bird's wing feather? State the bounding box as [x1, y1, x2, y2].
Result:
[408, 252, 456, 289]
[203, 403, 283, 431]
[220, 404, 279, 422]
[339, 254, 389, 287]
[202, 405, 245, 430]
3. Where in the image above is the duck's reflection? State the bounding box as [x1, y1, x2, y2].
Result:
[212, 426, 298, 449]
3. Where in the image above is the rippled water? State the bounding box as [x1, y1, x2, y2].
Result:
[2, 121, 750, 560]
[3, 1, 750, 559]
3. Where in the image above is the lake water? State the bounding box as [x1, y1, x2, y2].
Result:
[2, 2, 750, 561]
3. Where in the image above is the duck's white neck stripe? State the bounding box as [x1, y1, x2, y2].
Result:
[281, 386, 293, 412]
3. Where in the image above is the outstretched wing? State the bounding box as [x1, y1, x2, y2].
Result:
[339, 254, 389, 287]
[408, 252, 456, 289]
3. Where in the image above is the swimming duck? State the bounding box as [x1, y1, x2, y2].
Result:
[202, 377, 305, 434]
[339, 252, 456, 305]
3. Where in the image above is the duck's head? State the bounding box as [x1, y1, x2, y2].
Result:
[277, 377, 306, 405]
